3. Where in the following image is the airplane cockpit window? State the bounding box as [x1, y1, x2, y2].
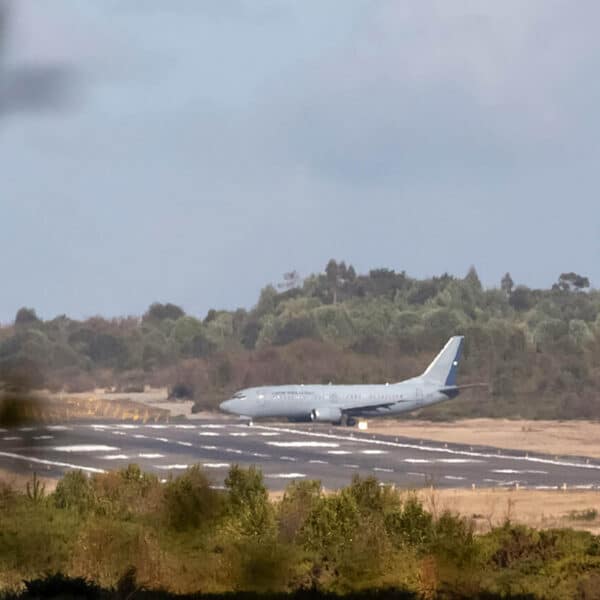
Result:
[232, 392, 246, 400]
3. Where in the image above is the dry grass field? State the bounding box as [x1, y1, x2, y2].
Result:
[367, 418, 600, 459]
[416, 487, 600, 533]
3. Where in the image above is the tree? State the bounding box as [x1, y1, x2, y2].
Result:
[509, 285, 533, 311]
[325, 259, 339, 304]
[143, 302, 185, 322]
[501, 273, 514, 296]
[555, 272, 590, 292]
[15, 307, 39, 326]
[465, 266, 482, 291]
[277, 270, 301, 291]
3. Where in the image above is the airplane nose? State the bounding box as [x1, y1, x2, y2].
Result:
[219, 399, 235, 414]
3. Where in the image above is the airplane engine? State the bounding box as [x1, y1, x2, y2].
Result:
[310, 407, 342, 423]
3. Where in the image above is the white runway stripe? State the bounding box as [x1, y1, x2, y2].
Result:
[138, 453, 164, 459]
[33, 435, 54, 440]
[492, 469, 548, 475]
[362, 450, 387, 455]
[101, 454, 130, 460]
[266, 473, 306, 479]
[203, 463, 230, 468]
[53, 445, 118, 452]
[0, 451, 105, 474]
[267, 441, 339, 448]
[155, 464, 188, 470]
[199, 432, 219, 437]
[328, 450, 351, 455]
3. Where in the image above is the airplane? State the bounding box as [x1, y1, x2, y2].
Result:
[220, 335, 480, 425]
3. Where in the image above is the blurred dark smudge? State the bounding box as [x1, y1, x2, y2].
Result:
[0, 374, 42, 427]
[0, 64, 79, 115]
[0, 2, 81, 117]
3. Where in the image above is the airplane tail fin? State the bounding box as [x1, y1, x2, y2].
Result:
[421, 335, 464, 386]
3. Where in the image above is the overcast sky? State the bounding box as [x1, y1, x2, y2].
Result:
[1, 0, 599, 322]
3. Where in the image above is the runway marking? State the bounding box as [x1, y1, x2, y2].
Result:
[362, 450, 387, 455]
[404, 458, 431, 463]
[268, 441, 339, 448]
[0, 451, 105, 474]
[535, 485, 559, 490]
[52, 445, 119, 452]
[46, 425, 71, 431]
[155, 464, 188, 470]
[483, 478, 523, 486]
[230, 432, 249, 437]
[373, 467, 393, 473]
[258, 432, 280, 437]
[147, 425, 168, 429]
[280, 456, 297, 462]
[19, 427, 35, 432]
[177, 441, 193, 447]
[90, 424, 109, 429]
[200, 445, 218, 450]
[436, 458, 482, 464]
[492, 469, 548, 475]
[112, 431, 127, 436]
[3, 436, 22, 441]
[328, 450, 351, 455]
[100, 454, 130, 460]
[309, 460, 329, 464]
[33, 435, 54, 440]
[251, 452, 270, 458]
[574, 484, 596, 490]
[117, 424, 138, 429]
[343, 464, 359, 469]
[175, 425, 196, 429]
[133, 434, 148, 439]
[200, 424, 225, 429]
[154, 437, 170, 443]
[407, 472, 426, 477]
[138, 453, 164, 459]
[224, 448, 243, 454]
[199, 432, 219, 437]
[266, 473, 306, 479]
[203, 463, 230, 468]
[248, 424, 600, 472]
[444, 475, 466, 481]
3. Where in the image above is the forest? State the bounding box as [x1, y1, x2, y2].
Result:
[1, 262, 599, 420]
[1, 465, 600, 599]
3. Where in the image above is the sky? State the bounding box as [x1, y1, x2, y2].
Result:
[1, 0, 599, 322]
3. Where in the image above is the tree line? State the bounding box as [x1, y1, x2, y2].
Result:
[1, 262, 599, 419]
[0, 464, 599, 598]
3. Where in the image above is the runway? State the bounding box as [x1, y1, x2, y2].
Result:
[1, 418, 600, 491]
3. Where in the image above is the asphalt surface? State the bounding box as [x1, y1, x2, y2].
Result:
[1, 418, 600, 491]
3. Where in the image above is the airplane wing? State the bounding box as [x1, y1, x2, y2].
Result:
[341, 400, 408, 416]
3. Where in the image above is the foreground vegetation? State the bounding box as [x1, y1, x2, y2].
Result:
[1, 262, 600, 419]
[1, 465, 600, 598]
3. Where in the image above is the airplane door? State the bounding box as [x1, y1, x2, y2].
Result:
[416, 388, 424, 406]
